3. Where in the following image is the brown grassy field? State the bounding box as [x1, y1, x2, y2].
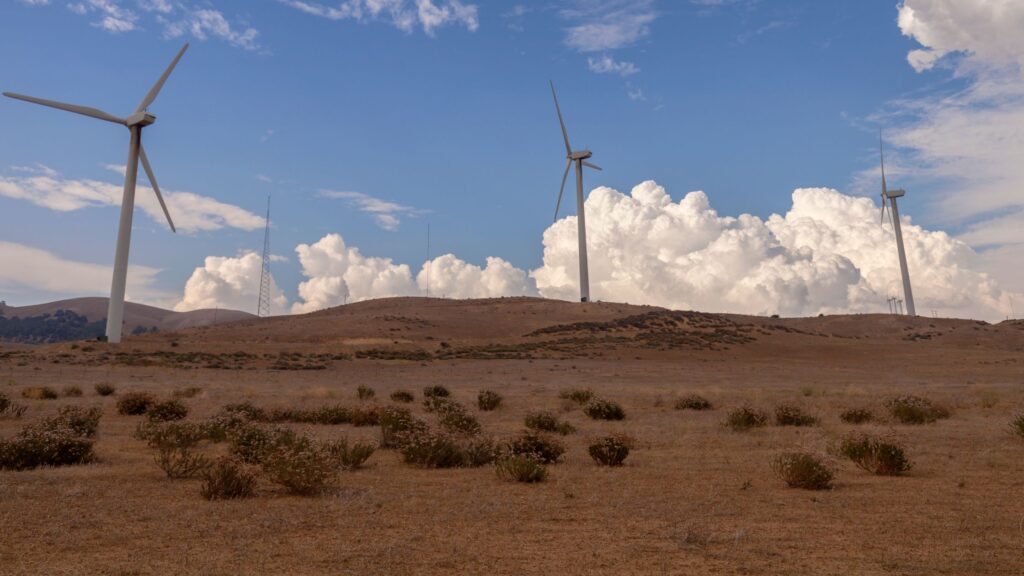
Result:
[1, 297, 1023, 575]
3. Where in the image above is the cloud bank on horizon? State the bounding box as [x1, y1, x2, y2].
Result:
[176, 181, 1020, 322]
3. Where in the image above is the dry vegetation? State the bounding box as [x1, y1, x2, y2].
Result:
[1, 297, 1023, 575]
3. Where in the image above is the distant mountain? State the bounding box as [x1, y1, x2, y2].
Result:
[0, 297, 253, 343]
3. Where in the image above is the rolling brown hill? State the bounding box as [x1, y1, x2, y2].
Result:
[0, 297, 252, 343]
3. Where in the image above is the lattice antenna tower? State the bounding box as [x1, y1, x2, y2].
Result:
[257, 194, 272, 317]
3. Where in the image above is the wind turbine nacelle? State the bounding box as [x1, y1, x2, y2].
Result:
[126, 112, 156, 127]
[570, 150, 593, 161]
[886, 188, 906, 198]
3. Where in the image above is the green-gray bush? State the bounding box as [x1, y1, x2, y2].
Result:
[772, 452, 834, 490]
[477, 390, 502, 411]
[201, 457, 256, 500]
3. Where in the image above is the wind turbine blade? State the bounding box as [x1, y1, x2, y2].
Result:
[549, 80, 572, 156]
[135, 43, 189, 113]
[582, 160, 602, 171]
[3, 92, 125, 124]
[880, 201, 886, 225]
[879, 130, 888, 194]
[139, 143, 176, 233]
[554, 159, 571, 222]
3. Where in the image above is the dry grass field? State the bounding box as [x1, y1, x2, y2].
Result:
[1, 297, 1023, 575]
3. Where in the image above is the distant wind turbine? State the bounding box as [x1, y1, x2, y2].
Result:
[879, 132, 916, 317]
[4, 44, 189, 343]
[550, 81, 601, 303]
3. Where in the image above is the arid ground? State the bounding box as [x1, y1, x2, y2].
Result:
[1, 297, 1023, 575]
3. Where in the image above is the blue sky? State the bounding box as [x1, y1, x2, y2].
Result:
[1, 0, 1021, 319]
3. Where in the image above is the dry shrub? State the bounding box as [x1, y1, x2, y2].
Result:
[21, 387, 58, 400]
[62, 386, 83, 398]
[0, 392, 27, 419]
[156, 446, 211, 479]
[495, 455, 547, 483]
[390, 390, 415, 403]
[172, 387, 203, 399]
[398, 430, 466, 468]
[201, 457, 256, 500]
[833, 433, 912, 476]
[262, 440, 340, 496]
[117, 392, 156, 416]
[0, 420, 95, 470]
[199, 412, 249, 443]
[588, 435, 631, 466]
[137, 421, 207, 449]
[477, 390, 502, 411]
[675, 394, 712, 411]
[774, 404, 819, 427]
[323, 438, 375, 470]
[559, 388, 594, 405]
[524, 412, 575, 435]
[221, 402, 267, 421]
[378, 406, 429, 449]
[1012, 414, 1024, 439]
[147, 399, 189, 423]
[357, 385, 376, 400]
[228, 425, 299, 465]
[435, 400, 481, 436]
[348, 407, 380, 427]
[840, 408, 874, 424]
[94, 383, 116, 396]
[725, 406, 768, 431]
[398, 427, 494, 468]
[50, 406, 102, 437]
[584, 398, 625, 421]
[502, 432, 565, 464]
[772, 452, 834, 490]
[423, 385, 450, 399]
[232, 403, 379, 427]
[886, 395, 951, 424]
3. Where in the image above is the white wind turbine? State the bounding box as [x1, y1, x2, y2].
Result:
[4, 44, 188, 343]
[879, 133, 916, 317]
[550, 81, 601, 303]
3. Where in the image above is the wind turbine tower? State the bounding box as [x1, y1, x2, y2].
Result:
[4, 44, 189, 343]
[879, 134, 916, 317]
[550, 81, 602, 303]
[257, 194, 273, 318]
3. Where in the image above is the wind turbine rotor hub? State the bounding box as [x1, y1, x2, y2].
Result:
[125, 112, 156, 127]
[570, 150, 593, 160]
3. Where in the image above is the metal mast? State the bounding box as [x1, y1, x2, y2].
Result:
[257, 194, 272, 317]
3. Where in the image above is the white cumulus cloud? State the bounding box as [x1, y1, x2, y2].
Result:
[175, 252, 288, 315]
[532, 181, 1017, 320]
[897, 0, 1024, 72]
[281, 181, 1017, 321]
[288, 233, 537, 313]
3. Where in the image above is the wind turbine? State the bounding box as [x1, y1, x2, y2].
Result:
[4, 44, 188, 343]
[550, 81, 601, 303]
[879, 133, 916, 317]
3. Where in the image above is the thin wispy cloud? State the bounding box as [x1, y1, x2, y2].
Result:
[0, 164, 265, 232]
[737, 20, 793, 44]
[586, 55, 639, 76]
[25, 0, 261, 49]
[319, 190, 423, 231]
[561, 0, 656, 53]
[279, 0, 479, 36]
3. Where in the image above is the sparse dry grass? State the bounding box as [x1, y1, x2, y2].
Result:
[1, 333, 1023, 575]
